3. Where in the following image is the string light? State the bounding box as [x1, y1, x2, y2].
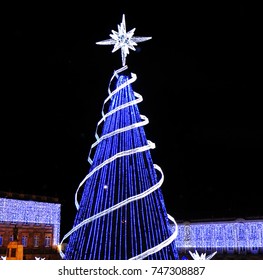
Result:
[0, 197, 61, 245]
[60, 67, 179, 260]
[60, 14, 177, 260]
[175, 220, 263, 254]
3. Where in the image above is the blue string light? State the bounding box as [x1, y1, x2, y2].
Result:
[60, 67, 179, 259]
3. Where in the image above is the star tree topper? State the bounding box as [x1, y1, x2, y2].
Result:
[96, 14, 152, 66]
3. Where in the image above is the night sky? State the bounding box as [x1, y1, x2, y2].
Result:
[1, 3, 261, 237]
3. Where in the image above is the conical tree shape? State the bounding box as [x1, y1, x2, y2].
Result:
[63, 72, 179, 260]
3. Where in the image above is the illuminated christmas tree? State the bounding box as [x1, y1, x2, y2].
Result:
[59, 14, 179, 260]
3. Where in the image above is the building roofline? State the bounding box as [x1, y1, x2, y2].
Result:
[176, 216, 263, 224]
[0, 191, 60, 203]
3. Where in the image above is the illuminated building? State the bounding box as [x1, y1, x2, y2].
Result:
[175, 218, 263, 259]
[0, 191, 61, 260]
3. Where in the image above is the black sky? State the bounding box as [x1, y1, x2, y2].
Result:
[1, 2, 261, 236]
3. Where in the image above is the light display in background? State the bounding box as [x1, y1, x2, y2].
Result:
[0, 197, 61, 245]
[174, 219, 263, 254]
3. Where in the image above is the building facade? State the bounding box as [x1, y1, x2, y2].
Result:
[0, 192, 61, 260]
[1, 191, 262, 260]
[175, 218, 263, 260]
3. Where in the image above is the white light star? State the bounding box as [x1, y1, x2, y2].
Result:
[189, 250, 217, 260]
[96, 14, 152, 66]
[35, 256, 45, 260]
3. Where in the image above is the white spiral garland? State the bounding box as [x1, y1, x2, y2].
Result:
[59, 66, 178, 259]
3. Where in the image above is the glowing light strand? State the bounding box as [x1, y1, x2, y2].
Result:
[129, 213, 178, 260]
[59, 67, 178, 259]
[75, 67, 148, 209]
[87, 66, 141, 164]
[75, 140, 155, 211]
[60, 163, 178, 259]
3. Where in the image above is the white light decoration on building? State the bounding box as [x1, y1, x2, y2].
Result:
[0, 197, 61, 245]
[174, 219, 263, 255]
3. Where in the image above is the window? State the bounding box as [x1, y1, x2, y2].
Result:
[0, 234, 3, 246]
[10, 235, 14, 242]
[44, 235, 51, 247]
[21, 235, 28, 247]
[34, 235, 40, 247]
